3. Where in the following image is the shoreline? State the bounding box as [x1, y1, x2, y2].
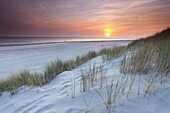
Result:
[0, 40, 132, 47]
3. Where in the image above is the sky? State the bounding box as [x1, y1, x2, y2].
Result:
[0, 0, 170, 39]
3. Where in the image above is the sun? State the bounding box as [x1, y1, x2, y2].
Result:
[104, 28, 113, 38]
[105, 32, 112, 37]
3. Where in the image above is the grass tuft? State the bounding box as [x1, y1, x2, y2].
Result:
[0, 46, 126, 95]
[120, 28, 170, 76]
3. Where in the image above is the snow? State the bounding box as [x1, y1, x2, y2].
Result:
[0, 55, 170, 113]
[0, 41, 129, 79]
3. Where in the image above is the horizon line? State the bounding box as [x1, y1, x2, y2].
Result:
[0, 39, 132, 47]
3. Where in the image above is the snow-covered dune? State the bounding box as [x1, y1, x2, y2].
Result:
[0, 56, 169, 113]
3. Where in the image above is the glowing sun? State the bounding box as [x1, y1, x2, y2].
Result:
[105, 32, 112, 37]
[104, 28, 113, 38]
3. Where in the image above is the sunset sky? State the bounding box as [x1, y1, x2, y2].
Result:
[0, 0, 170, 39]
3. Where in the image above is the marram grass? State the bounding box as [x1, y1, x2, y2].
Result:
[0, 46, 126, 95]
[120, 28, 170, 75]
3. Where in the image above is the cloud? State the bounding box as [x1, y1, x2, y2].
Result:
[0, 0, 170, 38]
[125, 0, 155, 8]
